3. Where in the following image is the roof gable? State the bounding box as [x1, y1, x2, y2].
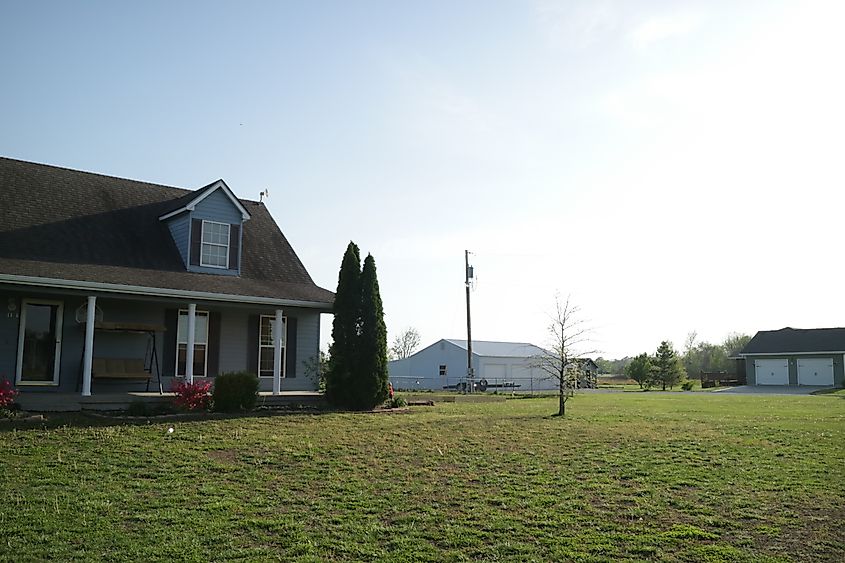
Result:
[158, 180, 251, 222]
[740, 327, 845, 355]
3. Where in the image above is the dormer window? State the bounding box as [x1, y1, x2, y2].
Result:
[200, 220, 230, 268]
[160, 180, 247, 273]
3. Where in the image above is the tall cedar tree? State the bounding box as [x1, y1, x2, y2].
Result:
[653, 340, 685, 390]
[326, 242, 361, 406]
[352, 254, 389, 409]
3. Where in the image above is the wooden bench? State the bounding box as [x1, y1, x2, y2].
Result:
[92, 358, 151, 382]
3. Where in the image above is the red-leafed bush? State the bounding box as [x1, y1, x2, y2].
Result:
[0, 379, 19, 417]
[171, 380, 211, 411]
[0, 379, 18, 409]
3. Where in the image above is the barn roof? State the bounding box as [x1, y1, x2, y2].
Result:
[445, 339, 547, 358]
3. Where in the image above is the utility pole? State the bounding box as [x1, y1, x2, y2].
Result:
[465, 250, 474, 394]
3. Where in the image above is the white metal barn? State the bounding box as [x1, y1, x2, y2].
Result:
[388, 339, 558, 392]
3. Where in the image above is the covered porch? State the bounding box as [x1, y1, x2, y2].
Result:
[2, 285, 327, 401]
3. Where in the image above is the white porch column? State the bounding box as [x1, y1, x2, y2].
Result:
[186, 303, 196, 384]
[81, 296, 96, 397]
[272, 308, 284, 395]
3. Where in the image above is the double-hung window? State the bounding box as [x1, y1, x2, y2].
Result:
[258, 315, 286, 377]
[200, 220, 230, 268]
[176, 309, 208, 376]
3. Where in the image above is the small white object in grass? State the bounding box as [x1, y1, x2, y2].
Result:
[167, 426, 174, 435]
[436, 446, 443, 455]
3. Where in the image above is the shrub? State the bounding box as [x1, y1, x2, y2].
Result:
[213, 372, 259, 413]
[171, 380, 211, 411]
[0, 379, 19, 417]
[387, 396, 407, 409]
[681, 380, 694, 391]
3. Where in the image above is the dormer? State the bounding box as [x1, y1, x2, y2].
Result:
[159, 180, 250, 275]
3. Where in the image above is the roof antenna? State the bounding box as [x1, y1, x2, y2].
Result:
[259, 189, 269, 203]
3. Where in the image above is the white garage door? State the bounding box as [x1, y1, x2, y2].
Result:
[755, 359, 789, 385]
[797, 358, 834, 386]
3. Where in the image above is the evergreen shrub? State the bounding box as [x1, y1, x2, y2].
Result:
[213, 372, 259, 413]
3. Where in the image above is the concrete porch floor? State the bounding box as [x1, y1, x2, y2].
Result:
[17, 391, 325, 412]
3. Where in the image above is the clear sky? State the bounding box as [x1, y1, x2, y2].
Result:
[1, 1, 843, 359]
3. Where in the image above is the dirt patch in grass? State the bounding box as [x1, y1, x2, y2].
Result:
[206, 449, 238, 464]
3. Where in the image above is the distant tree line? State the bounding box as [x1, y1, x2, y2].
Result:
[599, 332, 752, 390]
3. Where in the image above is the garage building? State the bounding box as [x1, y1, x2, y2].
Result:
[739, 327, 845, 387]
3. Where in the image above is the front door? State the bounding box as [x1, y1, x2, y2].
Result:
[16, 299, 64, 385]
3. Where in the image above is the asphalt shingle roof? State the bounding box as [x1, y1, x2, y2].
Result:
[740, 327, 845, 354]
[0, 157, 334, 306]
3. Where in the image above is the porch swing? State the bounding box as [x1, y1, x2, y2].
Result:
[76, 305, 166, 394]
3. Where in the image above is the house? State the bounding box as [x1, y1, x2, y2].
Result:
[738, 327, 845, 387]
[388, 338, 598, 391]
[0, 157, 333, 397]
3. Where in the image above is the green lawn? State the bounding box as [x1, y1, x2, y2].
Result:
[1, 393, 843, 562]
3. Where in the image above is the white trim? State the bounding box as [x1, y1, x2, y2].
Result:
[0, 273, 332, 309]
[199, 220, 230, 269]
[158, 181, 251, 222]
[15, 299, 64, 386]
[157, 208, 188, 222]
[81, 296, 96, 396]
[258, 314, 287, 379]
[176, 308, 209, 378]
[273, 308, 284, 395]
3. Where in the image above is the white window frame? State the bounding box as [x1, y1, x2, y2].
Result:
[199, 220, 230, 269]
[15, 298, 64, 386]
[175, 309, 209, 377]
[258, 314, 286, 378]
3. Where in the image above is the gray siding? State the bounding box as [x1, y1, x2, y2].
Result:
[292, 311, 320, 391]
[166, 214, 190, 266]
[219, 308, 249, 374]
[191, 189, 244, 224]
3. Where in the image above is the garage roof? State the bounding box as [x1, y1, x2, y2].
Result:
[740, 327, 845, 354]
